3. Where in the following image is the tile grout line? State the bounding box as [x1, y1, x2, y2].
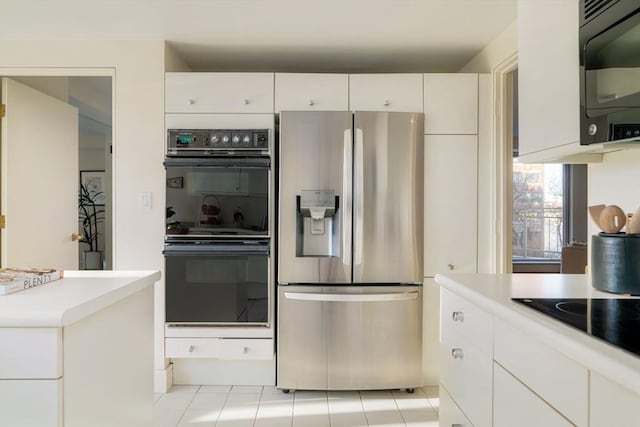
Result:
[174, 385, 202, 427]
[214, 389, 234, 427]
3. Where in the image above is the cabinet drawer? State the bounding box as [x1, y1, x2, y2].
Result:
[440, 288, 492, 354]
[590, 372, 640, 427]
[166, 338, 273, 360]
[440, 331, 492, 427]
[275, 73, 348, 111]
[494, 363, 573, 427]
[349, 74, 423, 112]
[166, 338, 220, 358]
[494, 319, 587, 426]
[0, 328, 61, 379]
[219, 339, 273, 360]
[165, 73, 274, 113]
[0, 378, 63, 426]
[439, 384, 474, 427]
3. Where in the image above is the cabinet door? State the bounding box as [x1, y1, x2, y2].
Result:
[275, 73, 348, 111]
[494, 363, 573, 427]
[423, 73, 478, 135]
[0, 379, 63, 426]
[591, 373, 640, 427]
[424, 135, 477, 276]
[165, 73, 274, 113]
[349, 74, 423, 112]
[439, 385, 473, 427]
[517, 0, 580, 156]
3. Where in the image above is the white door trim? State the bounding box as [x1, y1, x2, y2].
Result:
[491, 54, 517, 274]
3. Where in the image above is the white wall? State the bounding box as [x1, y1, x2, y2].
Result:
[459, 19, 517, 274]
[0, 39, 167, 389]
[588, 148, 640, 241]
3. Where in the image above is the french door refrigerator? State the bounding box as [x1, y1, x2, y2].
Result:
[277, 110, 424, 391]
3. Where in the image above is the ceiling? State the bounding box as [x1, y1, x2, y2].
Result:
[0, 0, 516, 72]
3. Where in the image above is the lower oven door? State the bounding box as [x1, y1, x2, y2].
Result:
[164, 241, 270, 325]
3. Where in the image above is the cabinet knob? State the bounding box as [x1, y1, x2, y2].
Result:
[383, 99, 390, 107]
[308, 99, 315, 106]
[188, 345, 194, 353]
[187, 99, 195, 105]
[452, 311, 464, 322]
[243, 98, 250, 105]
[451, 348, 464, 360]
[447, 264, 454, 271]
[243, 346, 249, 354]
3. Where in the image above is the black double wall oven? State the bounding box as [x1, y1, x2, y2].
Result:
[164, 129, 272, 326]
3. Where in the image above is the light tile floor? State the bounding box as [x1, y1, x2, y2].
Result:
[154, 386, 439, 427]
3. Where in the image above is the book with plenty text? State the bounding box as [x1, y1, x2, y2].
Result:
[0, 268, 64, 295]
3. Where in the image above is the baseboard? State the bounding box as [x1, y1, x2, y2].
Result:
[154, 363, 174, 393]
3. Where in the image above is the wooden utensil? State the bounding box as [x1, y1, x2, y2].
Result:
[599, 205, 626, 233]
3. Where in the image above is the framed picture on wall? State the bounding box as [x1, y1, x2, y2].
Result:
[80, 170, 106, 206]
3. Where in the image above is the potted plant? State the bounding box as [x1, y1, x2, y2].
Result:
[78, 183, 105, 270]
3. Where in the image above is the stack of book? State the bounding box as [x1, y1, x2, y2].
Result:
[0, 268, 64, 295]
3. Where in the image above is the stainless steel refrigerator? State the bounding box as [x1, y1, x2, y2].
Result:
[277, 111, 424, 391]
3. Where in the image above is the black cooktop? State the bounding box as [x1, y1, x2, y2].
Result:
[512, 298, 640, 358]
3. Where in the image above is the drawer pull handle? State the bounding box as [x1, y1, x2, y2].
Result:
[447, 264, 454, 271]
[383, 99, 390, 106]
[452, 424, 465, 427]
[188, 345, 195, 353]
[309, 99, 315, 106]
[452, 311, 464, 322]
[243, 346, 249, 354]
[451, 348, 464, 360]
[243, 98, 250, 105]
[187, 99, 195, 105]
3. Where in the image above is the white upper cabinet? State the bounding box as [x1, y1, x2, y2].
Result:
[424, 74, 478, 134]
[165, 73, 274, 113]
[517, 0, 602, 162]
[349, 74, 423, 112]
[275, 73, 348, 112]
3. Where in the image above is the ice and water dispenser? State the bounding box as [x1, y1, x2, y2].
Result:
[296, 190, 339, 257]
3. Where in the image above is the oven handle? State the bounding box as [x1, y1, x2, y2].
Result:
[163, 245, 270, 256]
[164, 157, 270, 168]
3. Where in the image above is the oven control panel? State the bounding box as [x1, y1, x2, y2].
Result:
[167, 129, 269, 154]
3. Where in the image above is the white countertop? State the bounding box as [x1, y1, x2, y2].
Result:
[435, 273, 640, 394]
[0, 270, 161, 327]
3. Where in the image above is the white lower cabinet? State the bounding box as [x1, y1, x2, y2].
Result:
[439, 290, 492, 427]
[494, 319, 588, 426]
[439, 385, 473, 427]
[590, 372, 640, 427]
[494, 363, 573, 427]
[0, 379, 63, 426]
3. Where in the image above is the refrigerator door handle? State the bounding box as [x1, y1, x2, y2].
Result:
[354, 128, 364, 269]
[343, 128, 353, 271]
[283, 291, 419, 302]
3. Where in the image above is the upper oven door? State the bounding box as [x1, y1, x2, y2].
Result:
[582, 5, 640, 143]
[165, 157, 271, 239]
[164, 241, 270, 325]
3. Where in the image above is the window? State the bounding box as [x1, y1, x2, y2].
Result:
[508, 69, 587, 273]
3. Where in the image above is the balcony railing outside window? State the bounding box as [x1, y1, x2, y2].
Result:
[512, 206, 563, 260]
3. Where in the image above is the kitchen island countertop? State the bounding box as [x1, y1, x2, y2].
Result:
[435, 273, 640, 394]
[0, 270, 161, 327]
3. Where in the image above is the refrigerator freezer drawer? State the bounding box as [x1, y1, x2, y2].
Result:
[277, 285, 423, 391]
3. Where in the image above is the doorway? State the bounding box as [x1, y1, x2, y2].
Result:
[0, 74, 113, 270]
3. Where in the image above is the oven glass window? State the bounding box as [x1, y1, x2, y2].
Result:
[165, 253, 269, 323]
[166, 166, 269, 236]
[585, 10, 640, 116]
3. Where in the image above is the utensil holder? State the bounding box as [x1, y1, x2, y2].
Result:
[591, 233, 640, 295]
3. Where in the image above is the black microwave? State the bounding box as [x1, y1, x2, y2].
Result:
[580, 0, 640, 144]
